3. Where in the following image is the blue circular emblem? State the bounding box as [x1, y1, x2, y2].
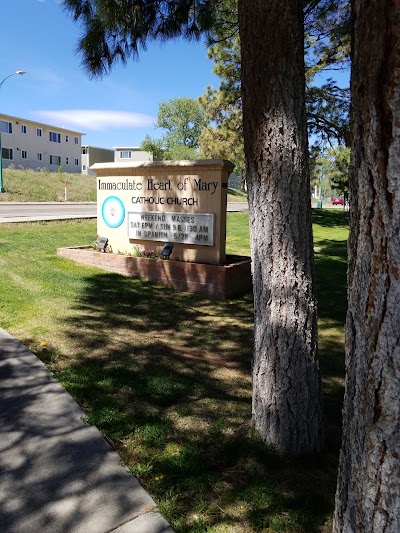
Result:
[102, 196, 125, 228]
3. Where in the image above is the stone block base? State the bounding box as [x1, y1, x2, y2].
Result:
[57, 246, 252, 299]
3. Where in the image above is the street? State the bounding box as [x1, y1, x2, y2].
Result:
[0, 202, 248, 223]
[0, 202, 97, 223]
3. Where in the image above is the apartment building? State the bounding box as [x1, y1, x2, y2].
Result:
[0, 113, 84, 173]
[114, 146, 153, 163]
[81, 146, 154, 175]
[81, 145, 114, 175]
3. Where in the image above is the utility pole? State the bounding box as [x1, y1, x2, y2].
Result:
[0, 71, 26, 193]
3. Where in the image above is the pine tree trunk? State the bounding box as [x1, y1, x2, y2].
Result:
[333, 0, 400, 530]
[238, 0, 324, 455]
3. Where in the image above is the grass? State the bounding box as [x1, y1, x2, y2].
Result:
[0, 167, 246, 203]
[1, 167, 97, 202]
[0, 209, 348, 532]
[226, 187, 248, 203]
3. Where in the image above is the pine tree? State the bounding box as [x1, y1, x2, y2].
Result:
[199, 0, 350, 174]
[63, 0, 325, 454]
[333, 0, 400, 529]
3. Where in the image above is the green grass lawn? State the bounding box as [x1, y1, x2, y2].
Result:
[0, 210, 348, 532]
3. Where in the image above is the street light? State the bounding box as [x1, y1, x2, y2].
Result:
[317, 137, 326, 209]
[317, 164, 323, 209]
[0, 70, 26, 193]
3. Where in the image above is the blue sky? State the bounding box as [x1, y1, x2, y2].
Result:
[1, 0, 220, 149]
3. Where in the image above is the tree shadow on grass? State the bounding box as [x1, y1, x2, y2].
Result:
[29, 267, 345, 532]
[227, 187, 247, 198]
[314, 238, 348, 452]
[312, 209, 349, 228]
[315, 239, 348, 324]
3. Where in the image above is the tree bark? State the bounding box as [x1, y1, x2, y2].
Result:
[238, 0, 324, 454]
[333, 0, 400, 530]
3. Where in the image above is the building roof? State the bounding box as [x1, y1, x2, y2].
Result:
[113, 146, 143, 150]
[82, 145, 113, 151]
[0, 113, 85, 136]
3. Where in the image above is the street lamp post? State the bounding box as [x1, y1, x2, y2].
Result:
[317, 164, 323, 209]
[0, 71, 26, 193]
[316, 137, 326, 209]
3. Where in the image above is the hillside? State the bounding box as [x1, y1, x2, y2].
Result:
[0, 167, 247, 203]
[0, 168, 97, 202]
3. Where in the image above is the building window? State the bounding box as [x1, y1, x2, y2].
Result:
[50, 155, 61, 166]
[36, 128, 42, 137]
[74, 158, 79, 165]
[49, 131, 61, 143]
[65, 135, 69, 143]
[37, 153, 43, 162]
[2, 147, 13, 160]
[0, 121, 12, 134]
[120, 150, 132, 159]
[65, 157, 69, 165]
[21, 150, 28, 159]
[74, 137, 79, 144]
[21, 125, 27, 134]
[82, 148, 87, 154]
[82, 165, 87, 171]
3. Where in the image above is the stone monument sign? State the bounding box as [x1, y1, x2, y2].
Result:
[92, 159, 234, 265]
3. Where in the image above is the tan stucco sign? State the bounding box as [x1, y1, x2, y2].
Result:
[92, 159, 234, 265]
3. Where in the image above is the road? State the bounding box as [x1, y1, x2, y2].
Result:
[0, 202, 248, 223]
[0, 202, 97, 223]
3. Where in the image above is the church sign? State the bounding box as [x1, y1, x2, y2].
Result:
[127, 212, 215, 246]
[92, 160, 234, 265]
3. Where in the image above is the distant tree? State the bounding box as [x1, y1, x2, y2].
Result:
[199, 122, 245, 175]
[327, 145, 350, 195]
[141, 97, 208, 160]
[333, 0, 400, 530]
[198, 33, 245, 175]
[140, 134, 164, 160]
[156, 97, 208, 151]
[309, 144, 350, 199]
[162, 143, 200, 160]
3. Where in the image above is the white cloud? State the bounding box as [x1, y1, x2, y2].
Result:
[33, 109, 155, 131]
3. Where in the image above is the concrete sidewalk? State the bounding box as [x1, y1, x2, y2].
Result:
[0, 328, 173, 533]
